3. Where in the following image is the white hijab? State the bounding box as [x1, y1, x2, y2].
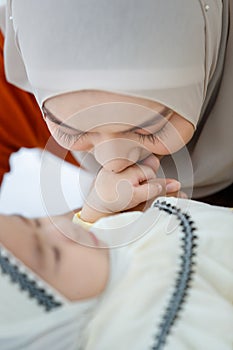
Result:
[2, 0, 222, 126]
[1, 0, 232, 197]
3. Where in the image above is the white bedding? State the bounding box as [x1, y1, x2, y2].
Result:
[0, 149, 93, 217]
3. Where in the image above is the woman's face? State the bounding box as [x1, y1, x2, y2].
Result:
[43, 90, 194, 172]
[0, 214, 109, 301]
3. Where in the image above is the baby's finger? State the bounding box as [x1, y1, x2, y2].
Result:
[146, 178, 181, 196]
[132, 182, 163, 205]
[165, 178, 181, 193]
[128, 163, 157, 184]
[179, 191, 188, 199]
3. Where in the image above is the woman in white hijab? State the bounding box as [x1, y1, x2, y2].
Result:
[0, 0, 232, 203]
[0, 191, 233, 350]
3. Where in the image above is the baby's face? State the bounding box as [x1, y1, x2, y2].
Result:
[0, 214, 109, 301]
[43, 90, 194, 173]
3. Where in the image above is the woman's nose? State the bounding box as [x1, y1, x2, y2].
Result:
[93, 138, 142, 173]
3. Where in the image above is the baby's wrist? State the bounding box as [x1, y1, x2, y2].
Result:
[80, 203, 114, 223]
[73, 210, 94, 230]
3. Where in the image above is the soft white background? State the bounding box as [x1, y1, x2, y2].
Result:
[0, 149, 93, 217]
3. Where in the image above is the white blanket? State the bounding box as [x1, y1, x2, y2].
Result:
[85, 197, 233, 350]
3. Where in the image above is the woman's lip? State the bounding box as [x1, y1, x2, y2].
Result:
[88, 231, 99, 247]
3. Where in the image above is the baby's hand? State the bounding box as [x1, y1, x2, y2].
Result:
[80, 163, 180, 223]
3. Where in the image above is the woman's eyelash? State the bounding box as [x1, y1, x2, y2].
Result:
[136, 133, 157, 143]
[53, 122, 167, 146]
[135, 127, 166, 144]
[54, 128, 86, 145]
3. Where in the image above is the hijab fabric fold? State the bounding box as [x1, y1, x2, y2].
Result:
[2, 0, 222, 127]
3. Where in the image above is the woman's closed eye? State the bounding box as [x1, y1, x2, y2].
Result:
[134, 127, 165, 144]
[54, 127, 87, 148]
[45, 117, 88, 148]
[53, 125, 168, 149]
[45, 109, 170, 150]
[133, 124, 167, 145]
[43, 111, 88, 148]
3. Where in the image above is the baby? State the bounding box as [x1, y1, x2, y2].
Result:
[0, 164, 233, 349]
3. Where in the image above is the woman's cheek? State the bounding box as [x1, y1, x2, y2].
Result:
[152, 136, 186, 155]
[161, 115, 195, 153]
[148, 125, 194, 155]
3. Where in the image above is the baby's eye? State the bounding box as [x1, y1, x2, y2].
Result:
[52, 246, 61, 263]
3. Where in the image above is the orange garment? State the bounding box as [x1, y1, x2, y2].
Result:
[0, 31, 79, 186]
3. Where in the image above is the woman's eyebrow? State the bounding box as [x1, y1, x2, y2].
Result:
[126, 107, 172, 132]
[42, 105, 172, 133]
[42, 106, 82, 132]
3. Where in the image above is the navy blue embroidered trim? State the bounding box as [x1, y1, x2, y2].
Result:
[151, 200, 198, 350]
[0, 250, 62, 311]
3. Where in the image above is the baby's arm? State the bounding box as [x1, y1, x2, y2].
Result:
[80, 164, 180, 223]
